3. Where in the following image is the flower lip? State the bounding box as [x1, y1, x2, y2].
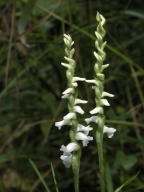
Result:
[63, 112, 76, 121]
[74, 106, 84, 114]
[77, 124, 93, 135]
[85, 116, 98, 124]
[90, 107, 103, 114]
[103, 126, 116, 138]
[62, 88, 73, 95]
[76, 132, 93, 146]
[75, 99, 88, 105]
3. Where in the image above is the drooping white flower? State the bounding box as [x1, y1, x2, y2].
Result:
[76, 132, 93, 146]
[72, 77, 86, 82]
[60, 142, 78, 168]
[55, 119, 70, 130]
[61, 62, 69, 68]
[90, 107, 103, 114]
[74, 106, 84, 114]
[61, 94, 69, 99]
[72, 82, 78, 87]
[85, 116, 98, 124]
[62, 88, 73, 95]
[60, 154, 72, 168]
[63, 112, 76, 121]
[77, 124, 93, 135]
[102, 91, 114, 98]
[75, 99, 88, 105]
[85, 79, 96, 84]
[101, 99, 110, 106]
[60, 142, 79, 155]
[103, 126, 116, 138]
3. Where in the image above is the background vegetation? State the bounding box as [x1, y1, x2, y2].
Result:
[0, 0, 144, 191]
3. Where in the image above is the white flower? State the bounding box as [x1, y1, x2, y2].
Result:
[74, 106, 84, 114]
[75, 99, 88, 105]
[60, 142, 78, 168]
[55, 119, 70, 130]
[77, 124, 93, 135]
[60, 142, 78, 155]
[63, 112, 76, 121]
[61, 94, 69, 99]
[90, 107, 103, 114]
[103, 126, 116, 138]
[102, 91, 114, 97]
[85, 116, 98, 124]
[72, 77, 86, 82]
[76, 132, 93, 146]
[60, 154, 72, 168]
[85, 79, 96, 84]
[61, 62, 69, 68]
[62, 88, 73, 95]
[101, 99, 110, 106]
[72, 82, 78, 87]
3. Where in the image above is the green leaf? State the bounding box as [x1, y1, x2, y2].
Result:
[116, 151, 137, 170]
[114, 173, 139, 192]
[123, 10, 144, 19]
[28, 159, 51, 192]
[17, 0, 38, 43]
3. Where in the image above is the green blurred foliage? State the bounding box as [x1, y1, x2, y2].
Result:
[0, 0, 144, 191]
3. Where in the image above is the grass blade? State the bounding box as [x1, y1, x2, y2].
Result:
[29, 158, 51, 192]
[114, 173, 139, 192]
[51, 162, 59, 192]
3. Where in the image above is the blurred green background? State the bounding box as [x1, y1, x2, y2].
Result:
[0, 0, 144, 191]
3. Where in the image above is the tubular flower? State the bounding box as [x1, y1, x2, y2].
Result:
[55, 34, 91, 170]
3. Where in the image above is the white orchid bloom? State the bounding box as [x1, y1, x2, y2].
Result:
[102, 91, 114, 97]
[63, 112, 76, 121]
[85, 116, 98, 124]
[75, 99, 88, 105]
[60, 143, 78, 168]
[101, 99, 110, 106]
[62, 88, 73, 95]
[77, 124, 93, 135]
[72, 77, 86, 82]
[76, 132, 93, 146]
[55, 119, 70, 130]
[74, 106, 84, 114]
[103, 126, 116, 138]
[90, 107, 103, 114]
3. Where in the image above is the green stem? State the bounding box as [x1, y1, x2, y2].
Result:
[96, 131, 105, 192]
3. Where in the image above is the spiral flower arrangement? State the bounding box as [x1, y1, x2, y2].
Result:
[55, 12, 116, 192]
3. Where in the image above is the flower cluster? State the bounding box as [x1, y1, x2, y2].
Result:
[85, 12, 116, 138]
[55, 34, 93, 168]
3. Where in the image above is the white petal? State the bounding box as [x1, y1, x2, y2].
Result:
[63, 112, 76, 121]
[61, 62, 69, 68]
[102, 64, 109, 70]
[85, 116, 98, 124]
[73, 77, 86, 82]
[85, 79, 96, 84]
[66, 143, 79, 153]
[62, 88, 73, 95]
[102, 92, 114, 97]
[75, 99, 88, 105]
[76, 132, 93, 146]
[55, 120, 65, 130]
[101, 99, 110, 106]
[60, 142, 78, 154]
[77, 124, 93, 135]
[74, 106, 84, 114]
[103, 126, 116, 138]
[61, 94, 69, 99]
[60, 154, 72, 168]
[90, 107, 103, 114]
[72, 82, 78, 87]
